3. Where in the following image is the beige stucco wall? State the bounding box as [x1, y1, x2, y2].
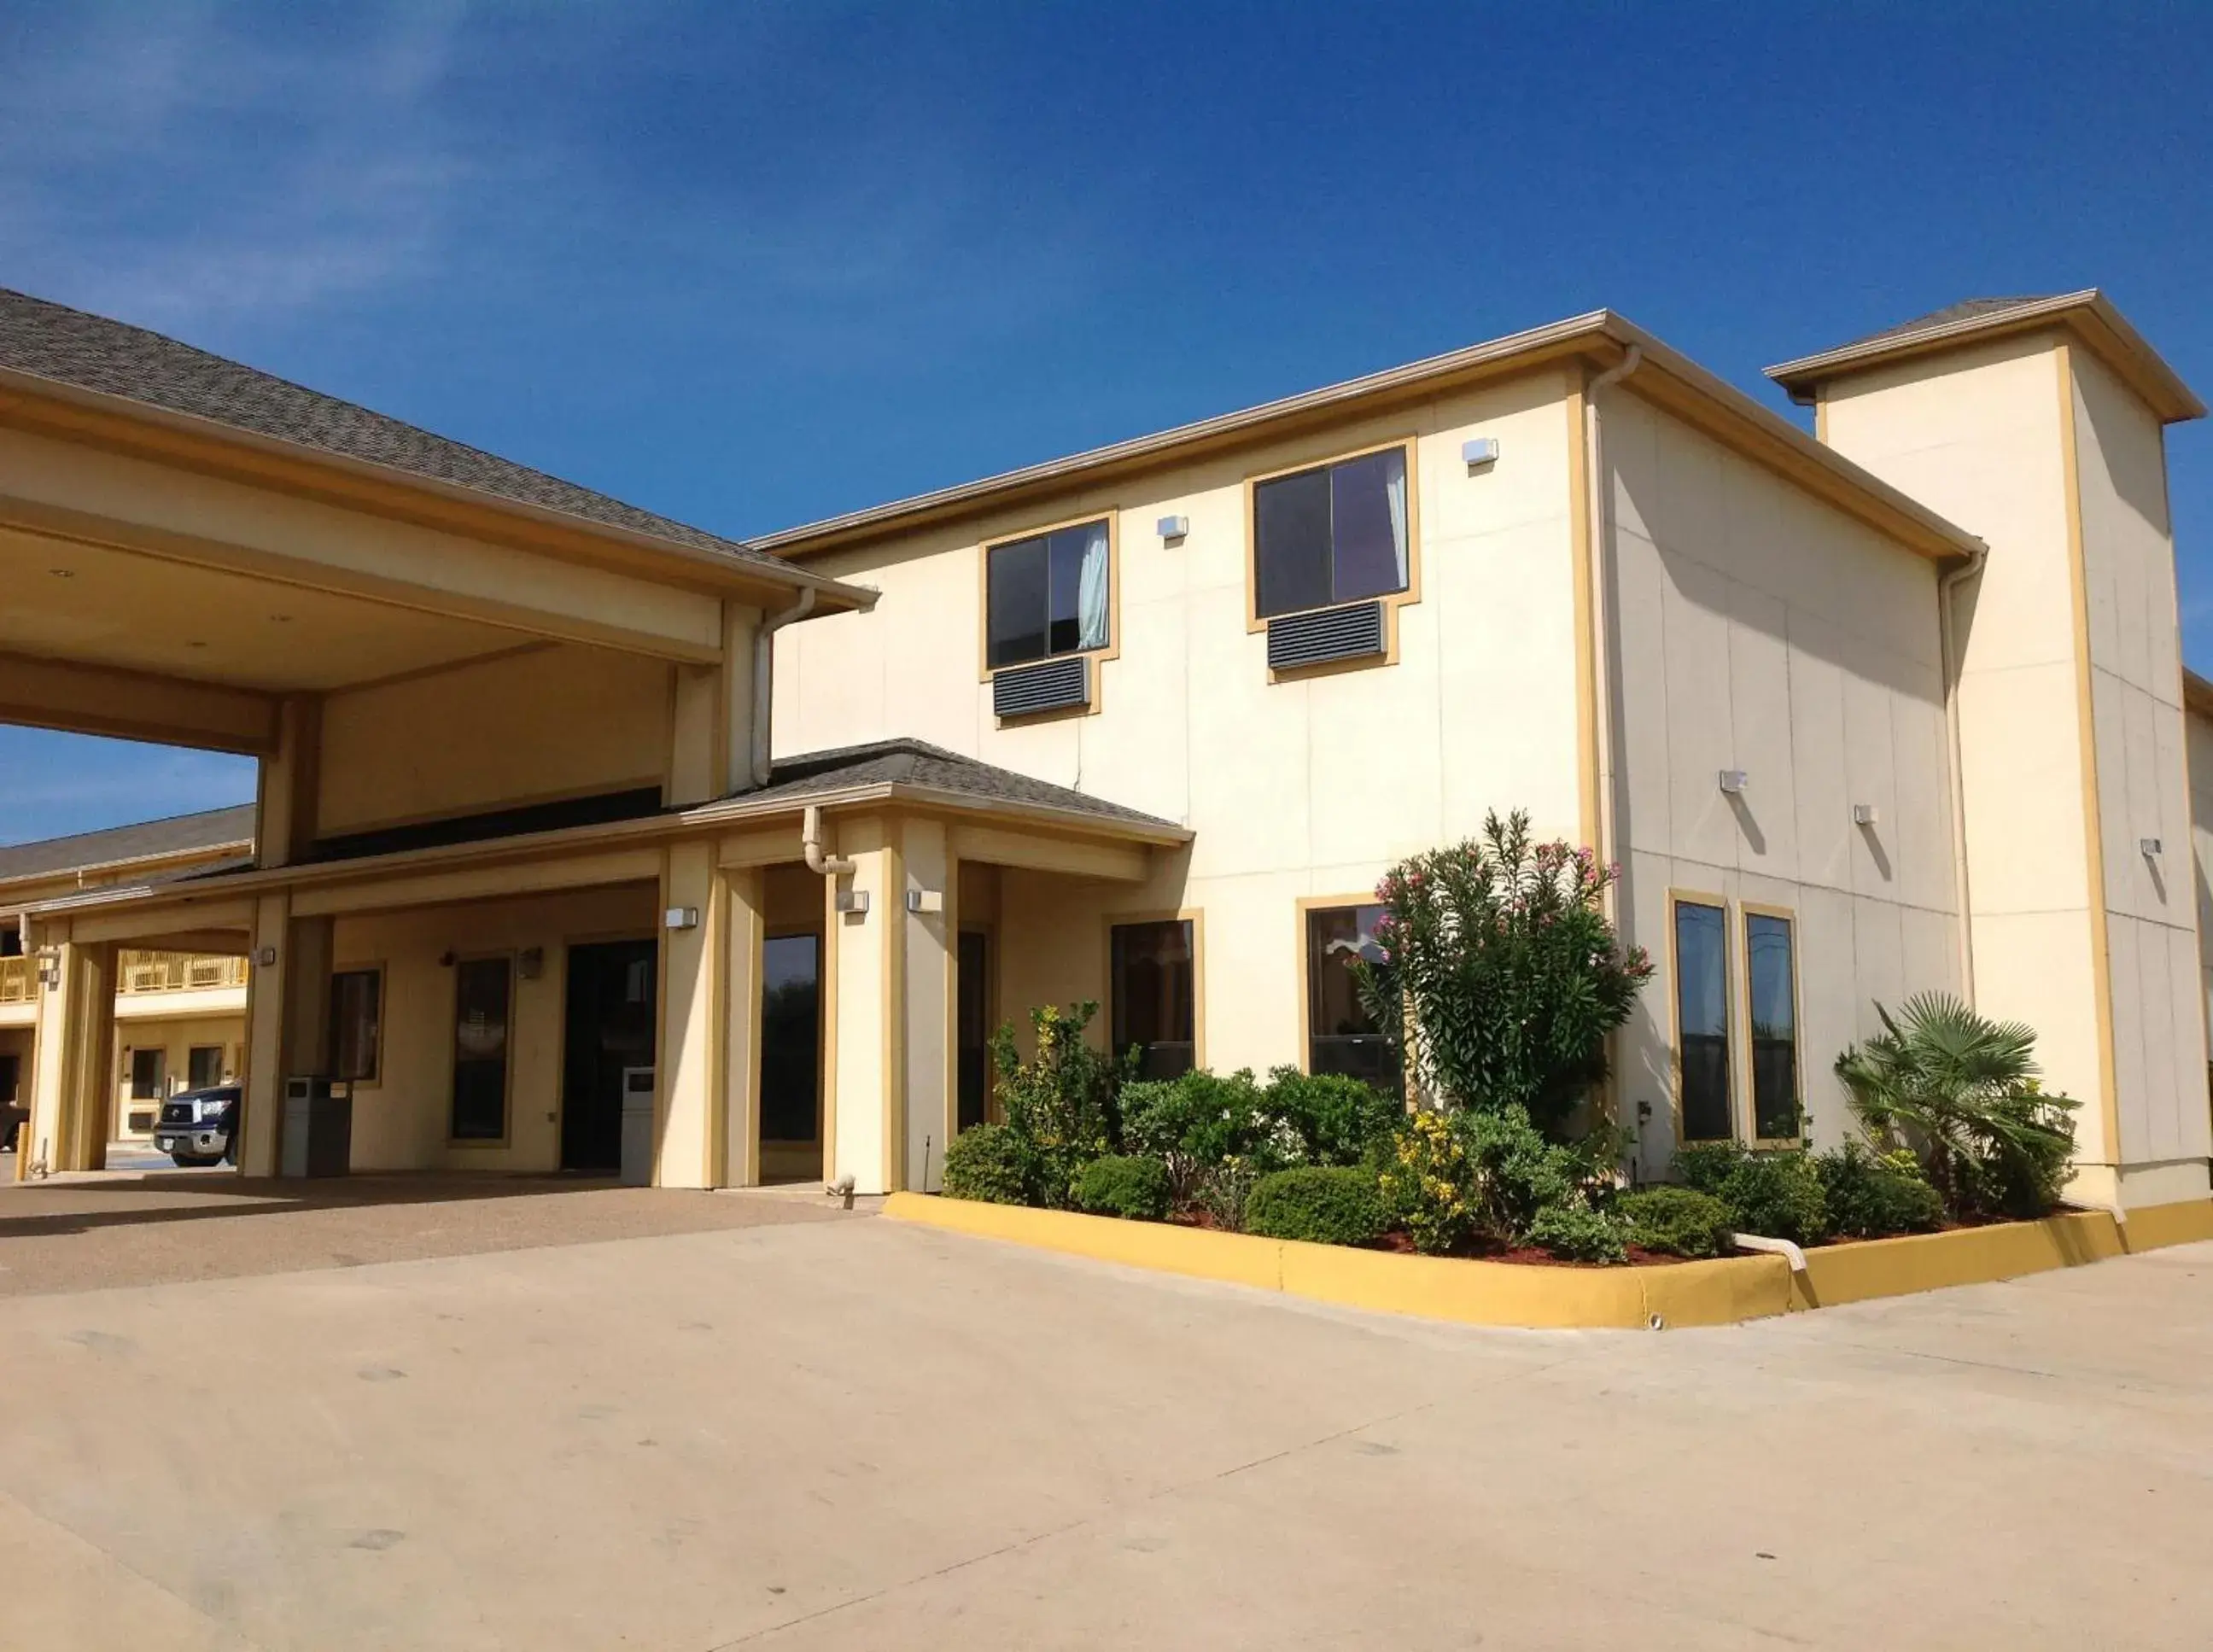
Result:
[1605, 390, 1960, 1168]
[2073, 349, 2210, 1189]
[1822, 334, 2209, 1202]
[110, 1015, 244, 1138]
[317, 645, 675, 835]
[777, 369, 1584, 1080]
[2187, 702, 2213, 1064]
[330, 882, 657, 1172]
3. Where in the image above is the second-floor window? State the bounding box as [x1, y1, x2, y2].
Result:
[1252, 444, 1410, 619]
[986, 518, 1111, 668]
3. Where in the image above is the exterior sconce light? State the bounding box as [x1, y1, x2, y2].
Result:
[1461, 436, 1500, 469]
[906, 889, 944, 914]
[663, 907, 700, 931]
[1852, 803, 1879, 826]
[1718, 769, 1749, 795]
[2141, 838, 2163, 857]
[1157, 515, 1188, 542]
[835, 889, 870, 915]
[517, 946, 545, 979]
[256, 945, 278, 967]
[437, 950, 457, 968]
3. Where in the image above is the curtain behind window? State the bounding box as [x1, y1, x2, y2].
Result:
[1076, 521, 1111, 650]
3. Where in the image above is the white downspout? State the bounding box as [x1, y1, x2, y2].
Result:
[1937, 545, 1988, 1002]
[803, 805, 855, 878]
[749, 588, 817, 791]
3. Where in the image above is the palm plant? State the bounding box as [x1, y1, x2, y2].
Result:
[1834, 994, 2078, 1218]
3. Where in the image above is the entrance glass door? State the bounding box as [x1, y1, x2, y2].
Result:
[561, 940, 657, 1172]
[957, 929, 990, 1130]
[759, 933, 821, 1182]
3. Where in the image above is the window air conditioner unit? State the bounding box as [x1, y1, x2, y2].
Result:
[1266, 600, 1387, 672]
[992, 655, 1090, 719]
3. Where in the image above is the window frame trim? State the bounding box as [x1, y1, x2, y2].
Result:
[1666, 887, 1735, 1148]
[1738, 900, 1804, 1147]
[328, 960, 387, 1089]
[446, 949, 517, 1149]
[1101, 908, 1206, 1076]
[1242, 435, 1422, 667]
[975, 508, 1122, 713]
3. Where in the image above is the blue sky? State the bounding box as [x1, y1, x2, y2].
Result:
[3, 2, 2209, 844]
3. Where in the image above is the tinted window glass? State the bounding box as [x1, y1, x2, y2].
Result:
[988, 520, 1110, 668]
[1305, 904, 1401, 1092]
[1746, 913, 1798, 1141]
[985, 535, 1049, 668]
[1253, 447, 1410, 619]
[1674, 902, 1731, 1142]
[761, 934, 822, 1145]
[1253, 465, 1333, 618]
[451, 957, 511, 1141]
[1330, 447, 1407, 602]
[1111, 919, 1195, 1080]
[328, 968, 382, 1083]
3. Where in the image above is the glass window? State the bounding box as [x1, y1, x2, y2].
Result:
[986, 519, 1111, 668]
[1746, 912, 1799, 1141]
[1252, 446, 1410, 619]
[761, 934, 822, 1145]
[328, 968, 382, 1084]
[451, 957, 511, 1141]
[129, 1047, 166, 1101]
[1305, 904, 1401, 1092]
[1111, 919, 1195, 1080]
[1674, 900, 1731, 1142]
[187, 1045, 225, 1090]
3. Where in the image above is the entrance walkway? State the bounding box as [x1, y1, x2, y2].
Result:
[2, 1199, 2210, 1648]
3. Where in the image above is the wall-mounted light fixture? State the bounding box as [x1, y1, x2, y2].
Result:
[436, 949, 457, 969]
[1718, 769, 1749, 795]
[256, 945, 278, 968]
[2141, 837, 2163, 857]
[1157, 515, 1188, 542]
[835, 889, 870, 915]
[663, 906, 700, 931]
[906, 889, 944, 914]
[1462, 436, 1500, 469]
[1852, 803, 1880, 826]
[517, 945, 545, 980]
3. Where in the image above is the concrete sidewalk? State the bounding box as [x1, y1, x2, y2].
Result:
[2, 1208, 2209, 1649]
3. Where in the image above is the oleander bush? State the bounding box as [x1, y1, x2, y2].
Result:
[1075, 1154, 1172, 1222]
[1244, 1166, 1387, 1246]
[942, 1122, 1035, 1206]
[1616, 1185, 1735, 1258]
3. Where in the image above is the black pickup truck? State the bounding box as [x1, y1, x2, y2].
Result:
[152, 1084, 240, 1167]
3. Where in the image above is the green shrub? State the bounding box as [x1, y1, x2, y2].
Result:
[1074, 1154, 1171, 1221]
[990, 1002, 1127, 1209]
[1836, 993, 2079, 1219]
[1377, 1111, 1477, 1254]
[1244, 1166, 1387, 1246]
[1191, 1159, 1264, 1232]
[1672, 1141, 1743, 1196]
[1617, 1185, 1734, 1258]
[942, 1123, 1034, 1205]
[1718, 1150, 1829, 1246]
[1352, 811, 1652, 1131]
[1525, 1204, 1628, 1264]
[1265, 1066, 1405, 1167]
[1120, 1069, 1298, 1200]
[1816, 1141, 1944, 1239]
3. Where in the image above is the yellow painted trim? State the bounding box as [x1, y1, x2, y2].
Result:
[820, 870, 838, 1182]
[2057, 341, 2125, 1174]
[1565, 373, 1598, 853]
[890, 1195, 2213, 1329]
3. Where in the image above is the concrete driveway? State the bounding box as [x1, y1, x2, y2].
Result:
[2, 1179, 2210, 1650]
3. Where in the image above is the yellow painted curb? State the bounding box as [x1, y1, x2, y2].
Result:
[886, 1193, 2213, 1331]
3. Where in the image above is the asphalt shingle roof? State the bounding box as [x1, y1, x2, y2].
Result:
[0, 286, 785, 571]
[1816, 296, 2062, 355]
[740, 739, 1183, 832]
[0, 804, 256, 884]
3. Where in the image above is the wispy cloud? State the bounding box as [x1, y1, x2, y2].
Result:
[0, 2, 479, 332]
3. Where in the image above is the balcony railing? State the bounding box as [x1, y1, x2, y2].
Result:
[0, 956, 32, 1005]
[118, 950, 248, 995]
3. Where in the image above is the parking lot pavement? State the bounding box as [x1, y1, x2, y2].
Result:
[1, 1204, 2210, 1650]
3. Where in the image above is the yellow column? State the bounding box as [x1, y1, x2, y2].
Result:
[656, 840, 721, 1188]
[27, 939, 115, 1173]
[826, 815, 894, 1194]
[898, 818, 956, 1193]
[718, 865, 765, 1187]
[239, 896, 332, 1176]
